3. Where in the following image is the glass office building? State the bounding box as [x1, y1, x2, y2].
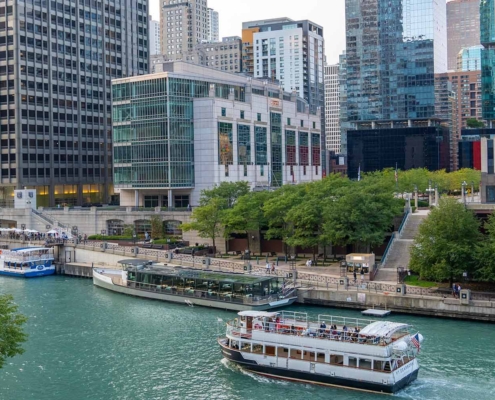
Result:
[112, 62, 322, 207]
[0, 1, 148, 207]
[481, 0, 495, 120]
[345, 0, 447, 122]
[347, 125, 450, 179]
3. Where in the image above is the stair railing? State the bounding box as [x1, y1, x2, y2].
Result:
[398, 210, 411, 239]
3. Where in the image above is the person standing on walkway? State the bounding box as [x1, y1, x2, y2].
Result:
[452, 283, 457, 298]
[360, 269, 365, 283]
[266, 262, 270, 274]
[271, 263, 275, 274]
[353, 270, 357, 283]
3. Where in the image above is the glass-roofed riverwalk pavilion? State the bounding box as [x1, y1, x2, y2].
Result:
[111, 62, 322, 208]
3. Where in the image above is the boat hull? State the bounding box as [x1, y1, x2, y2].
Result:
[93, 270, 297, 311]
[0, 268, 55, 278]
[219, 340, 419, 394]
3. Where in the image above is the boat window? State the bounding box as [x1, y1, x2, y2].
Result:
[241, 342, 250, 351]
[330, 354, 343, 365]
[384, 361, 392, 372]
[277, 347, 288, 357]
[316, 353, 325, 362]
[373, 361, 384, 371]
[348, 357, 357, 367]
[265, 346, 275, 356]
[360, 359, 372, 370]
[23, 263, 28, 268]
[252, 344, 263, 354]
[127, 271, 136, 281]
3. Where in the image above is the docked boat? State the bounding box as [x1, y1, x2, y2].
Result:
[93, 259, 297, 311]
[219, 311, 423, 394]
[0, 247, 55, 278]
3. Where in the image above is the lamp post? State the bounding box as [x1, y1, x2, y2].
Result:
[461, 181, 467, 205]
[434, 184, 439, 207]
[133, 229, 137, 246]
[428, 180, 432, 206]
[414, 185, 418, 210]
[471, 181, 475, 203]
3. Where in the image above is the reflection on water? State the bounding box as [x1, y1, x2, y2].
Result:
[0, 276, 493, 400]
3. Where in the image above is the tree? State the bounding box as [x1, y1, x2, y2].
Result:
[323, 179, 402, 252]
[466, 118, 485, 128]
[150, 215, 164, 239]
[0, 294, 28, 369]
[475, 214, 495, 282]
[200, 182, 250, 208]
[409, 198, 481, 284]
[223, 191, 271, 254]
[180, 198, 227, 251]
[123, 224, 134, 237]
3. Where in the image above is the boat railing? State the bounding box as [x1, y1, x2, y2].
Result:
[225, 319, 408, 347]
[113, 279, 285, 305]
[316, 314, 376, 330]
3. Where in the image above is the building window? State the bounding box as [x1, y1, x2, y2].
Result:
[257, 113, 261, 122]
[300, 120, 304, 128]
[238, 125, 251, 165]
[144, 196, 159, 208]
[174, 195, 189, 209]
[218, 122, 233, 165]
[240, 110, 245, 119]
[487, 186, 495, 203]
[488, 139, 494, 175]
[313, 121, 316, 129]
[221, 107, 226, 117]
[287, 117, 291, 125]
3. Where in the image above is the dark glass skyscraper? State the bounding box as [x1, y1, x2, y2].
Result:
[0, 1, 148, 207]
[345, 0, 447, 122]
[481, 0, 495, 120]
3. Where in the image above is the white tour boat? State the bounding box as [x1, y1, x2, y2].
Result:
[219, 311, 423, 394]
[0, 247, 55, 278]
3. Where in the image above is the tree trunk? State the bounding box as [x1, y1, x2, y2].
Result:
[212, 236, 216, 255]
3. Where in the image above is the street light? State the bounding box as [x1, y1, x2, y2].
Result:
[133, 229, 137, 246]
[462, 181, 467, 205]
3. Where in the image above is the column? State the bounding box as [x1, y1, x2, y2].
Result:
[134, 190, 139, 207]
[168, 189, 173, 209]
[414, 188, 418, 209]
[434, 186, 439, 206]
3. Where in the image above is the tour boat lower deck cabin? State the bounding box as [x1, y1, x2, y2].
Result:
[219, 311, 423, 394]
[93, 260, 297, 311]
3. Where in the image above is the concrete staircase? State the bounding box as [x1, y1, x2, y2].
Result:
[375, 212, 429, 282]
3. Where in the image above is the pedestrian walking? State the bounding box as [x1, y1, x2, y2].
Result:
[266, 262, 270, 274]
[353, 270, 357, 283]
[271, 263, 275, 274]
[360, 269, 365, 283]
[452, 283, 457, 298]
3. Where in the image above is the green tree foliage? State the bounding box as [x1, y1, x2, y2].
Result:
[475, 214, 495, 282]
[323, 176, 402, 252]
[180, 198, 227, 251]
[0, 294, 28, 369]
[200, 182, 250, 208]
[150, 215, 164, 239]
[409, 198, 481, 284]
[223, 191, 272, 253]
[466, 118, 485, 128]
[123, 224, 135, 237]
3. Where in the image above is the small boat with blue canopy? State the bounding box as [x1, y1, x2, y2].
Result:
[0, 247, 55, 278]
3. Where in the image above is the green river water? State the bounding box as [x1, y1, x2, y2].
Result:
[0, 276, 494, 400]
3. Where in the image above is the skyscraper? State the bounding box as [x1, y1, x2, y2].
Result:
[324, 64, 340, 152]
[345, 0, 447, 122]
[0, 0, 149, 207]
[447, 0, 481, 71]
[149, 16, 161, 56]
[457, 45, 483, 71]
[207, 8, 219, 42]
[160, 0, 208, 59]
[481, 0, 495, 120]
[345, 0, 449, 177]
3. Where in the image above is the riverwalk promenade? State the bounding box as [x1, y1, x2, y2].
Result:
[1, 237, 495, 321]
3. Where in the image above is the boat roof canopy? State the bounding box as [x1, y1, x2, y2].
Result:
[118, 259, 154, 266]
[11, 247, 51, 253]
[360, 321, 410, 338]
[238, 311, 280, 318]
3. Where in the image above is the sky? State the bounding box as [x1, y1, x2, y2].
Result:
[149, 0, 346, 64]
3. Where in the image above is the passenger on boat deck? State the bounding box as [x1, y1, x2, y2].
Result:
[319, 321, 327, 334]
[343, 325, 348, 332]
[354, 327, 360, 333]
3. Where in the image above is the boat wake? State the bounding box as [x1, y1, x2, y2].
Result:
[399, 376, 493, 400]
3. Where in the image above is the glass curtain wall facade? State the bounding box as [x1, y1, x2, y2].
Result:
[481, 0, 495, 120]
[270, 113, 282, 187]
[0, 0, 148, 206]
[345, 0, 445, 122]
[113, 77, 196, 189]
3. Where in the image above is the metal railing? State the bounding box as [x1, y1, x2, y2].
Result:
[398, 210, 410, 238]
[380, 233, 396, 267]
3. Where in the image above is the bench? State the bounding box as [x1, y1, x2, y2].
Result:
[142, 244, 152, 249]
[152, 245, 164, 250]
[275, 256, 286, 262]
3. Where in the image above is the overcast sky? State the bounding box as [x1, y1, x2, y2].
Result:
[149, 0, 346, 64]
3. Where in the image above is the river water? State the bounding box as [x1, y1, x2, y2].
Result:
[0, 276, 494, 400]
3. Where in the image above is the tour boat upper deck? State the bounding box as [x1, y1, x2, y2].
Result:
[226, 311, 415, 357]
[0, 247, 55, 278]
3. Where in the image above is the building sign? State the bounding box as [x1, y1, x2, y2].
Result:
[270, 99, 281, 108]
[14, 189, 37, 210]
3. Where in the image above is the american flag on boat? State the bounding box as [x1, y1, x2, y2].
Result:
[411, 333, 421, 353]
